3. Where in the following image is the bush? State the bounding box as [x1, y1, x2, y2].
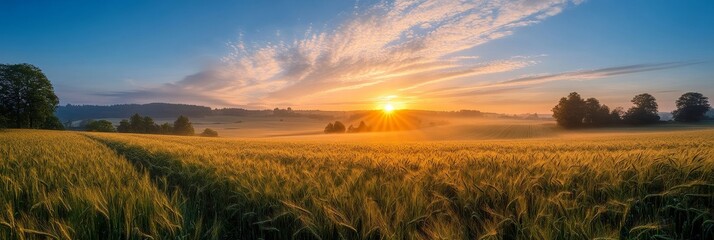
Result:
[200, 128, 218, 137]
[85, 120, 116, 132]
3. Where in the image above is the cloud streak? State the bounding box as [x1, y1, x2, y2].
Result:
[101, 0, 583, 109]
[423, 61, 702, 98]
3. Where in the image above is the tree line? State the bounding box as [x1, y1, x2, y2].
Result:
[85, 114, 218, 137]
[324, 121, 372, 134]
[553, 92, 711, 128]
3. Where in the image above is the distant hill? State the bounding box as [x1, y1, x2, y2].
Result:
[56, 103, 213, 121]
[55, 102, 531, 124]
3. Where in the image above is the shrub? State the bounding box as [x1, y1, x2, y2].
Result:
[85, 120, 116, 132]
[200, 128, 218, 137]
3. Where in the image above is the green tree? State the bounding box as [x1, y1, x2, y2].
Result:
[85, 120, 116, 132]
[129, 113, 145, 133]
[142, 116, 159, 133]
[159, 122, 173, 134]
[41, 115, 65, 130]
[552, 92, 586, 128]
[624, 93, 660, 124]
[672, 92, 710, 122]
[173, 115, 194, 135]
[0, 63, 59, 128]
[117, 119, 130, 133]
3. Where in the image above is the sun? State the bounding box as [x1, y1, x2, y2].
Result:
[383, 103, 395, 113]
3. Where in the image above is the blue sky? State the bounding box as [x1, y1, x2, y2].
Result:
[1, 0, 713, 113]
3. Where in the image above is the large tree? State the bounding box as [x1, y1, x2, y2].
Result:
[672, 92, 710, 122]
[0, 63, 59, 128]
[623, 93, 660, 124]
[552, 92, 586, 128]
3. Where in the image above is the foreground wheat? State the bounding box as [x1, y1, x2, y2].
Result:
[2, 129, 713, 239]
[92, 130, 714, 239]
[0, 130, 183, 239]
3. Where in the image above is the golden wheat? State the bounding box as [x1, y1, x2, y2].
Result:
[2, 129, 713, 239]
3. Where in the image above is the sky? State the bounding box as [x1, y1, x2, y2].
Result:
[1, 0, 713, 114]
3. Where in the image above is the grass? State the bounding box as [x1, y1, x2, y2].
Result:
[2, 129, 714, 239]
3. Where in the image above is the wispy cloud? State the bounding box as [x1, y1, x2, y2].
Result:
[424, 61, 702, 98]
[102, 0, 582, 108]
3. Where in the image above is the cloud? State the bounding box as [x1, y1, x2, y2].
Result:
[101, 0, 581, 109]
[425, 61, 702, 98]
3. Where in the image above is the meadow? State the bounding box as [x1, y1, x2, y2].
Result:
[1, 128, 713, 239]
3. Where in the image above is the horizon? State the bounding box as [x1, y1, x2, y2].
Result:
[2, 0, 713, 113]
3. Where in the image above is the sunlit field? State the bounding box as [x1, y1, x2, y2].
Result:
[2, 128, 713, 239]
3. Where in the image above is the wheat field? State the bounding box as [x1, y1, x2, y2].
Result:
[2, 129, 714, 239]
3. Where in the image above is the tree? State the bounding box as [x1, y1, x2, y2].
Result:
[129, 113, 145, 133]
[142, 116, 159, 133]
[332, 121, 346, 133]
[0, 63, 60, 128]
[117, 119, 130, 133]
[624, 93, 660, 124]
[672, 92, 710, 122]
[200, 128, 218, 137]
[0, 115, 7, 129]
[41, 115, 65, 130]
[324, 122, 334, 133]
[173, 115, 194, 135]
[609, 107, 624, 124]
[347, 121, 370, 133]
[324, 121, 346, 133]
[159, 123, 173, 134]
[85, 120, 116, 132]
[552, 92, 586, 128]
[583, 98, 602, 126]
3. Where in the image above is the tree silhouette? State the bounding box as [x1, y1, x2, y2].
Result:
[672, 92, 710, 122]
[324, 121, 347, 133]
[324, 122, 335, 133]
[173, 115, 194, 135]
[552, 92, 586, 128]
[332, 121, 346, 133]
[609, 107, 624, 123]
[583, 98, 613, 126]
[624, 93, 660, 124]
[0, 63, 59, 128]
